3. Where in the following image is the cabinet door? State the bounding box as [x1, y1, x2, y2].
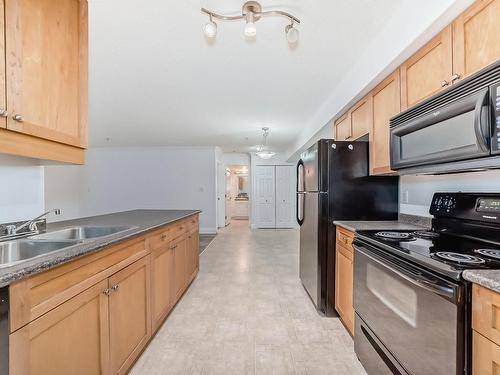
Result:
[186, 230, 199, 281]
[400, 26, 453, 110]
[151, 245, 174, 332]
[9, 279, 110, 375]
[0, 0, 6, 129]
[453, 0, 500, 81]
[108, 257, 151, 375]
[350, 94, 372, 140]
[275, 165, 296, 228]
[335, 113, 351, 141]
[5, 0, 87, 147]
[335, 245, 354, 336]
[473, 331, 500, 375]
[370, 71, 400, 175]
[173, 236, 188, 300]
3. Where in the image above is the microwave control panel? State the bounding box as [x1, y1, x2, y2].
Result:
[492, 82, 500, 153]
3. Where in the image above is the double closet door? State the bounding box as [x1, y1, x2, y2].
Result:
[254, 165, 296, 228]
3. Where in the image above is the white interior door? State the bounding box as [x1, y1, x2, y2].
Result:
[216, 162, 226, 229]
[276, 166, 296, 228]
[254, 166, 276, 228]
[225, 174, 231, 226]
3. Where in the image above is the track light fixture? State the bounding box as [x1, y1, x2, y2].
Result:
[201, 1, 300, 43]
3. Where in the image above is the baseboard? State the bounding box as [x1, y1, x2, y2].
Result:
[200, 227, 217, 235]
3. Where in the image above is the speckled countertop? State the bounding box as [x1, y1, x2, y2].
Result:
[0, 209, 200, 288]
[463, 270, 500, 293]
[333, 220, 427, 232]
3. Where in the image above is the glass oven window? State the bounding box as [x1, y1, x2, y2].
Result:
[366, 263, 418, 327]
[400, 110, 476, 159]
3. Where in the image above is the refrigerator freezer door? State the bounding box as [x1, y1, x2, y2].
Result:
[302, 144, 320, 192]
[299, 192, 319, 307]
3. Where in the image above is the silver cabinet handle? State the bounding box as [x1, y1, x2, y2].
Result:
[111, 285, 119, 292]
[440, 80, 450, 88]
[0, 110, 8, 118]
[103, 288, 111, 296]
[13, 114, 24, 122]
[451, 73, 461, 83]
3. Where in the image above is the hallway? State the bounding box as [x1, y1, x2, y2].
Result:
[131, 220, 365, 374]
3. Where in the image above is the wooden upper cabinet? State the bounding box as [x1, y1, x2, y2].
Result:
[335, 113, 351, 141]
[453, 0, 500, 81]
[350, 94, 372, 140]
[108, 257, 151, 375]
[4, 0, 88, 148]
[400, 26, 453, 110]
[370, 71, 400, 175]
[9, 280, 110, 375]
[0, 0, 6, 129]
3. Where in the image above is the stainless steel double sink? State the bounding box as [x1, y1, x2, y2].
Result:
[0, 226, 136, 267]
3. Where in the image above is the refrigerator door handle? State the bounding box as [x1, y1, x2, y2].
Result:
[297, 159, 305, 192]
[296, 192, 305, 225]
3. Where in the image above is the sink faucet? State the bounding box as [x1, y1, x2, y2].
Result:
[7, 209, 61, 235]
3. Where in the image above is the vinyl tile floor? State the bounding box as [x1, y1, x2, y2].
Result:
[131, 220, 367, 375]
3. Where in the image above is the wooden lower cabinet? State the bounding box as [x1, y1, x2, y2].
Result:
[335, 227, 354, 336]
[173, 235, 188, 300]
[10, 280, 110, 375]
[108, 257, 151, 375]
[473, 331, 500, 375]
[9, 214, 200, 375]
[151, 244, 175, 332]
[186, 230, 199, 281]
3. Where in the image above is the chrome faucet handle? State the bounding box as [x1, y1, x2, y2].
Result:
[5, 225, 16, 235]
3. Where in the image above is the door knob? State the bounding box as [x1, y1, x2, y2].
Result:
[440, 80, 450, 88]
[0, 110, 8, 118]
[13, 114, 24, 122]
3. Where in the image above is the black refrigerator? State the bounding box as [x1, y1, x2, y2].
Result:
[297, 140, 398, 316]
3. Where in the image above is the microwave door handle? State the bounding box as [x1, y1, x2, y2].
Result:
[355, 245, 457, 302]
[474, 89, 490, 152]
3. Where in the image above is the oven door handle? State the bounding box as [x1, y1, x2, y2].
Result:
[474, 89, 490, 153]
[355, 244, 458, 303]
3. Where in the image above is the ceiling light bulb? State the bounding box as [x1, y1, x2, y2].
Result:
[203, 20, 217, 38]
[244, 12, 257, 37]
[285, 24, 299, 44]
[244, 22, 256, 37]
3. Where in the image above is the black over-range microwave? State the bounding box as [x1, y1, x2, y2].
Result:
[390, 61, 500, 174]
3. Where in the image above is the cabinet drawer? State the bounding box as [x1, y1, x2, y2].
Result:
[186, 215, 199, 232]
[9, 238, 148, 332]
[148, 227, 171, 250]
[170, 221, 187, 240]
[336, 227, 354, 248]
[473, 331, 500, 375]
[472, 284, 500, 345]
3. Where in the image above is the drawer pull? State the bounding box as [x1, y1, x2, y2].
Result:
[111, 284, 119, 292]
[13, 114, 24, 122]
[161, 234, 167, 240]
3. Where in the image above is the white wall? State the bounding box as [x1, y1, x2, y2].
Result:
[0, 155, 44, 222]
[400, 170, 500, 217]
[45, 147, 218, 233]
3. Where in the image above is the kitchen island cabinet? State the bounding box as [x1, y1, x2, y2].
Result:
[8, 211, 200, 375]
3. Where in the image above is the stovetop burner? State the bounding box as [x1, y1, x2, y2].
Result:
[475, 249, 500, 260]
[434, 252, 486, 265]
[374, 231, 416, 241]
[413, 230, 440, 239]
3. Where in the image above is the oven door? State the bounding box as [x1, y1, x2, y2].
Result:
[391, 88, 491, 170]
[353, 240, 466, 375]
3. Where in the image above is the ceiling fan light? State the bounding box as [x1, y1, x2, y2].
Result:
[285, 24, 299, 43]
[203, 20, 217, 38]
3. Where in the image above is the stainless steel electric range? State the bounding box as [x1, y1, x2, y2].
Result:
[353, 192, 500, 375]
